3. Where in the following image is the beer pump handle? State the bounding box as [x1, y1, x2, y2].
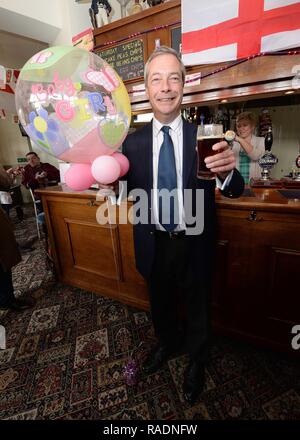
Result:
[265, 127, 273, 152]
[224, 130, 236, 148]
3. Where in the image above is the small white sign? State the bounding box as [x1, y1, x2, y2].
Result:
[131, 83, 146, 97]
[184, 72, 201, 88]
[0, 325, 6, 350]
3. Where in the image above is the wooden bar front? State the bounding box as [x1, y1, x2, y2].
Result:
[37, 185, 300, 354]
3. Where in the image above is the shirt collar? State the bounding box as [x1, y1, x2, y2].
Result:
[153, 114, 182, 136]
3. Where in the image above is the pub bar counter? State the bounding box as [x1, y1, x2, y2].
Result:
[37, 185, 300, 354]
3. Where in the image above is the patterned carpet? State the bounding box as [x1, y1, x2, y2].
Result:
[0, 207, 299, 420]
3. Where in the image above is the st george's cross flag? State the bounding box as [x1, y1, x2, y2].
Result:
[181, 0, 300, 65]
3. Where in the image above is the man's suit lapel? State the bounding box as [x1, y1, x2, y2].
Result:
[183, 119, 197, 189]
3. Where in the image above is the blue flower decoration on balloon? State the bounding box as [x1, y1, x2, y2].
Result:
[27, 108, 69, 157]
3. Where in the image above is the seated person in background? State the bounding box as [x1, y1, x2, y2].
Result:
[231, 112, 265, 184]
[22, 152, 60, 213]
[21, 152, 59, 217]
[22, 152, 60, 192]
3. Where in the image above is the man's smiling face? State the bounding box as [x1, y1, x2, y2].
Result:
[145, 53, 184, 124]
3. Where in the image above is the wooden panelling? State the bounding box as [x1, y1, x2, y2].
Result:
[268, 248, 300, 323]
[211, 240, 229, 325]
[66, 220, 123, 281]
[213, 193, 300, 353]
[41, 191, 149, 310]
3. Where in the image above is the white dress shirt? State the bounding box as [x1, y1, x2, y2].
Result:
[118, 116, 233, 225]
[152, 115, 233, 232]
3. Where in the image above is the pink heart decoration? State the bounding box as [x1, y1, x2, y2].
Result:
[30, 51, 53, 64]
[85, 67, 119, 92]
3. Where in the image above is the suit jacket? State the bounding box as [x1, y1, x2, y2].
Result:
[122, 119, 244, 280]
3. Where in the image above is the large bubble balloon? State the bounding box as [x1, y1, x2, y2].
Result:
[15, 46, 131, 164]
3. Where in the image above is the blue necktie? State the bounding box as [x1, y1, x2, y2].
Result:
[157, 126, 178, 232]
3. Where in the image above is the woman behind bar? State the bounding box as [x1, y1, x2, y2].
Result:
[232, 111, 265, 184]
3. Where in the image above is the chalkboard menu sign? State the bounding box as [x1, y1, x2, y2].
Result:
[98, 39, 145, 82]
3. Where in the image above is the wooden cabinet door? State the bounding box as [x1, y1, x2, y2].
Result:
[45, 196, 149, 309]
[214, 206, 300, 353]
[46, 197, 121, 292]
[213, 207, 256, 333]
[251, 210, 300, 352]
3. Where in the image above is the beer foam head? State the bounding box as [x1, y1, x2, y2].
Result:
[197, 135, 224, 139]
[197, 123, 223, 138]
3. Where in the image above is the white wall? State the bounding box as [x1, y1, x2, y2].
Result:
[0, 0, 62, 43]
[0, 31, 52, 172]
[0, 31, 48, 68]
[0, 31, 58, 202]
[68, 0, 92, 38]
[0, 0, 123, 45]
[52, 0, 73, 46]
[0, 0, 62, 28]
[0, 31, 52, 166]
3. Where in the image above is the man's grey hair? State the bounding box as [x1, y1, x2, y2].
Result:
[144, 46, 186, 86]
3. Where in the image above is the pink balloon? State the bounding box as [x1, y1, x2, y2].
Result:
[65, 163, 95, 191]
[112, 152, 130, 177]
[91, 155, 121, 184]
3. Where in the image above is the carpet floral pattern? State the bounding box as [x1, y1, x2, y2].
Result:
[0, 208, 299, 420]
[11, 205, 54, 297]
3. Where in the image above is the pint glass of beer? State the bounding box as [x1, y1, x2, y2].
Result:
[197, 124, 223, 180]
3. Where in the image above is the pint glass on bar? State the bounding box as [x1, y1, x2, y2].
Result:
[197, 124, 223, 180]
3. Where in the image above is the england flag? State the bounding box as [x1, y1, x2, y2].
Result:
[182, 0, 300, 65]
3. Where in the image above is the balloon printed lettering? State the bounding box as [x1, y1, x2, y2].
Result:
[103, 95, 117, 115]
[31, 72, 77, 102]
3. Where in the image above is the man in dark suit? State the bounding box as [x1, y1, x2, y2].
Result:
[121, 46, 244, 404]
